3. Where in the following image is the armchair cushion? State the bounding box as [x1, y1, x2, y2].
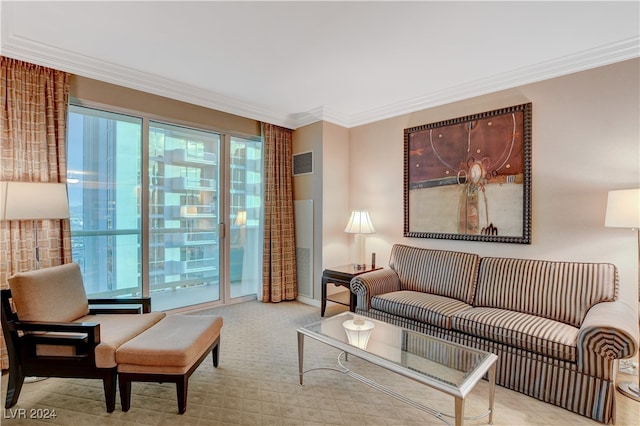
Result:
[76, 312, 166, 368]
[8, 263, 89, 322]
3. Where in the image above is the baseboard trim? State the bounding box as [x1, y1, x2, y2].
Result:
[296, 295, 319, 308]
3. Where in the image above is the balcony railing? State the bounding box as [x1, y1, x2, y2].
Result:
[164, 204, 217, 219]
[162, 231, 218, 247]
[165, 176, 216, 191]
[165, 259, 218, 275]
[166, 148, 217, 165]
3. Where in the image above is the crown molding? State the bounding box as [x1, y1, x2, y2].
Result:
[346, 36, 640, 128]
[1, 39, 295, 129]
[2, 2, 638, 130]
[289, 106, 352, 129]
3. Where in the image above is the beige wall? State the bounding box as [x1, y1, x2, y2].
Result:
[70, 75, 261, 137]
[293, 122, 323, 202]
[347, 59, 640, 306]
[321, 121, 350, 269]
[293, 121, 350, 301]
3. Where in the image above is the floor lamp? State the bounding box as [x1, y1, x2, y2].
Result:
[605, 188, 640, 402]
[0, 181, 70, 383]
[0, 181, 70, 269]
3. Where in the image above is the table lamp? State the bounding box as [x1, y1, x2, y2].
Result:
[234, 210, 247, 245]
[605, 187, 640, 401]
[344, 210, 375, 269]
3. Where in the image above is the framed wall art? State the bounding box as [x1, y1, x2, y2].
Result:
[404, 103, 532, 244]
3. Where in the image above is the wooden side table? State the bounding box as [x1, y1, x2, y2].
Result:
[321, 264, 382, 317]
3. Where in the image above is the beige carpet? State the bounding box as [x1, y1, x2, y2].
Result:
[2, 300, 639, 425]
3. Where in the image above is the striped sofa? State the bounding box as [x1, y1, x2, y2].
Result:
[351, 244, 638, 424]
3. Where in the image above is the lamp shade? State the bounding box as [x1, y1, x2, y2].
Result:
[342, 318, 375, 349]
[180, 205, 198, 217]
[605, 188, 640, 229]
[344, 210, 375, 234]
[235, 210, 247, 226]
[0, 182, 70, 220]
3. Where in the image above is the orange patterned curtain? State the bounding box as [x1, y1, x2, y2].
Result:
[0, 57, 72, 369]
[262, 123, 297, 302]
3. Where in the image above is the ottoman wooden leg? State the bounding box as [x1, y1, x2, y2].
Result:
[119, 374, 132, 412]
[177, 375, 188, 414]
[212, 338, 220, 368]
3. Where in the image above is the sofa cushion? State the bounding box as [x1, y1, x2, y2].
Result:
[474, 257, 618, 327]
[389, 245, 480, 304]
[8, 263, 89, 322]
[371, 290, 472, 329]
[452, 307, 578, 362]
[75, 312, 166, 368]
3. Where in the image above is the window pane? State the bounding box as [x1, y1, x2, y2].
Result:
[149, 122, 220, 310]
[67, 105, 142, 297]
[230, 137, 262, 298]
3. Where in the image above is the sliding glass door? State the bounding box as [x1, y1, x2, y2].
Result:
[67, 104, 261, 310]
[148, 122, 221, 310]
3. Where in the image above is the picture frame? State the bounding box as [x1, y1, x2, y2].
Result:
[404, 103, 532, 244]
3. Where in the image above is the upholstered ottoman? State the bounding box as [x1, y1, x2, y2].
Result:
[115, 314, 223, 414]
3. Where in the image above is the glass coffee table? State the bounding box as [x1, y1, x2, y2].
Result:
[297, 312, 497, 426]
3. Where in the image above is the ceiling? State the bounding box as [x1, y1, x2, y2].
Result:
[2, 1, 639, 129]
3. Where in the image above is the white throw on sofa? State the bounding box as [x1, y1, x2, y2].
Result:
[351, 244, 638, 424]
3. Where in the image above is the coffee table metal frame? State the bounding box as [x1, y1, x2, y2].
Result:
[297, 312, 497, 426]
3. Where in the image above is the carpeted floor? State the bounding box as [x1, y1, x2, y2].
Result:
[2, 300, 639, 425]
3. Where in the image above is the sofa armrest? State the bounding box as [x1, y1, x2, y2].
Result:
[577, 301, 638, 369]
[351, 269, 401, 311]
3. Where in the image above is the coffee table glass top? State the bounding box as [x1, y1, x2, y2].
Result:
[299, 312, 496, 394]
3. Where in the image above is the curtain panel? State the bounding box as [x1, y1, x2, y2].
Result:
[262, 123, 297, 302]
[0, 57, 72, 370]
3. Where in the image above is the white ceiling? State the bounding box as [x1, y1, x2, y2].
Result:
[2, 1, 639, 129]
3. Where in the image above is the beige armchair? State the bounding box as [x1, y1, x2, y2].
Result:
[1, 263, 164, 412]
